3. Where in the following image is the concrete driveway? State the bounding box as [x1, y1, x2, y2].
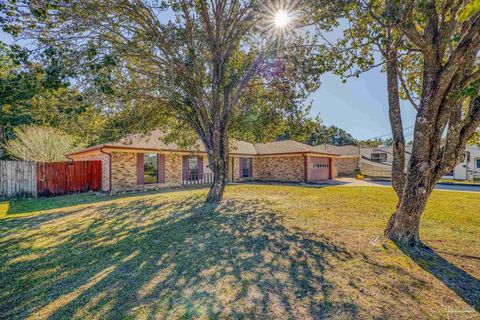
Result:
[333, 178, 480, 193]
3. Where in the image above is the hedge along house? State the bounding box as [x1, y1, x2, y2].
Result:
[67, 130, 339, 192]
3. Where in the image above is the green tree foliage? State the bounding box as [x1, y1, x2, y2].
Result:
[306, 123, 357, 146]
[0, 41, 109, 158]
[5, 125, 81, 162]
[460, 0, 480, 21]
[26, 86, 107, 146]
[357, 137, 393, 147]
[0, 43, 40, 151]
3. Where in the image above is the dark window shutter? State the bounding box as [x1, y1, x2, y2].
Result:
[239, 157, 244, 178]
[249, 158, 253, 177]
[136, 153, 144, 185]
[158, 154, 165, 183]
[182, 155, 189, 180]
[197, 156, 203, 177]
[329, 158, 332, 179]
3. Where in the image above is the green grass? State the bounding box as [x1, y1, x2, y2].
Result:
[1, 185, 479, 319]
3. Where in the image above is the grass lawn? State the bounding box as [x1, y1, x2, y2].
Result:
[1, 185, 479, 319]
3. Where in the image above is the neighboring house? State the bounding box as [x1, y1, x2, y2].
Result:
[67, 130, 341, 192]
[443, 145, 480, 181]
[359, 146, 412, 177]
[360, 144, 480, 181]
[360, 145, 413, 166]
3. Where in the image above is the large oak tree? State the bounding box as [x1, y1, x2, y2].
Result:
[339, 0, 480, 244]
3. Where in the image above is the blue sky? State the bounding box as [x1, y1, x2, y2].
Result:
[310, 71, 417, 140]
[1, 25, 417, 141]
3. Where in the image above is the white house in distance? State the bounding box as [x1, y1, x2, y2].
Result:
[360, 144, 480, 182]
[442, 145, 480, 181]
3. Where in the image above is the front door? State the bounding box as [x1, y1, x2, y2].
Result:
[311, 157, 330, 182]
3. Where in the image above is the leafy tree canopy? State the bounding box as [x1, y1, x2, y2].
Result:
[0, 42, 109, 158]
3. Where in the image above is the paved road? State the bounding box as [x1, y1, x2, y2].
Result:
[334, 178, 480, 193]
[372, 180, 480, 193]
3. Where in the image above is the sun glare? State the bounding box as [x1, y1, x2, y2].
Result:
[274, 10, 291, 28]
[258, 1, 298, 38]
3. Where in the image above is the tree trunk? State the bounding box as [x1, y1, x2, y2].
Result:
[0, 105, 4, 159]
[385, 165, 436, 244]
[206, 152, 228, 203]
[385, 35, 406, 197]
[204, 130, 229, 203]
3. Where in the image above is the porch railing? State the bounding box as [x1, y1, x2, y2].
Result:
[182, 173, 214, 186]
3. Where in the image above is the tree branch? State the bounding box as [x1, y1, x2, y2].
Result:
[396, 65, 419, 111]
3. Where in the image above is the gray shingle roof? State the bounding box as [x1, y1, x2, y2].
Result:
[254, 140, 335, 155]
[311, 144, 360, 156]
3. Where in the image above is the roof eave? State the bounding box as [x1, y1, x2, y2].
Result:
[67, 145, 257, 157]
[66, 145, 105, 156]
[67, 146, 338, 157]
[256, 151, 338, 157]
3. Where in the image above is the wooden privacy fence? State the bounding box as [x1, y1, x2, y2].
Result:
[36, 161, 102, 197]
[0, 161, 37, 198]
[0, 160, 102, 198]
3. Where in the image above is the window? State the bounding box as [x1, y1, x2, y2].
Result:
[371, 153, 387, 163]
[476, 158, 480, 169]
[144, 154, 158, 184]
[188, 156, 198, 179]
[241, 158, 252, 178]
[313, 163, 329, 168]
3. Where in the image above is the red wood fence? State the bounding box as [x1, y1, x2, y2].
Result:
[36, 161, 102, 197]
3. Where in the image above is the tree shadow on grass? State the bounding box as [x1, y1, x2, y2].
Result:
[0, 194, 359, 319]
[2, 187, 209, 216]
[397, 243, 480, 312]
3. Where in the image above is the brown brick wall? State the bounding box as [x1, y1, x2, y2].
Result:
[110, 152, 182, 192]
[331, 158, 337, 179]
[233, 157, 240, 181]
[111, 152, 137, 191]
[305, 156, 312, 182]
[164, 153, 182, 186]
[335, 157, 359, 177]
[254, 155, 305, 182]
[70, 151, 111, 192]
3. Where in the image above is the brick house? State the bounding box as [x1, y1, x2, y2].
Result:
[67, 130, 346, 192]
[311, 144, 360, 177]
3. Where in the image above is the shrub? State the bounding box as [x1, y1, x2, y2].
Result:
[4, 126, 82, 162]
